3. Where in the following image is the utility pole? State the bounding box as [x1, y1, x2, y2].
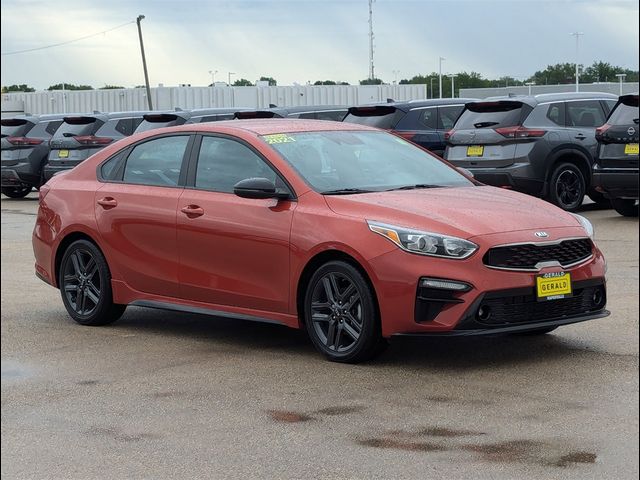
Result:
[570, 32, 584, 92]
[136, 15, 153, 110]
[616, 73, 626, 95]
[209, 69, 218, 86]
[228, 72, 235, 86]
[392, 70, 400, 84]
[526, 82, 535, 95]
[429, 77, 434, 99]
[368, 0, 375, 81]
[438, 57, 445, 99]
[449, 74, 456, 98]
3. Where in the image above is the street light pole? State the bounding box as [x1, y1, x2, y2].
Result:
[209, 69, 218, 86]
[526, 82, 535, 95]
[438, 57, 445, 99]
[228, 72, 235, 86]
[449, 74, 456, 98]
[616, 73, 627, 95]
[570, 32, 584, 93]
[392, 70, 400, 85]
[136, 15, 153, 110]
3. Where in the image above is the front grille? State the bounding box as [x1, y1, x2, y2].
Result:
[483, 239, 592, 270]
[474, 284, 605, 327]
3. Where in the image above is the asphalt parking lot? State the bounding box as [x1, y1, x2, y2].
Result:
[1, 193, 638, 479]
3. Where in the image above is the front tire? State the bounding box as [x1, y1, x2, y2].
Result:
[59, 239, 126, 326]
[611, 198, 639, 217]
[304, 261, 382, 363]
[1, 186, 32, 198]
[547, 163, 586, 211]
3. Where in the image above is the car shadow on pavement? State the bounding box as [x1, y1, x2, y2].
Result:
[111, 306, 583, 370]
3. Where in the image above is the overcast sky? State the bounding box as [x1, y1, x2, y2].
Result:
[1, 0, 638, 90]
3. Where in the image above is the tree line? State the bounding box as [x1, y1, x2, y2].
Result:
[3, 61, 637, 95]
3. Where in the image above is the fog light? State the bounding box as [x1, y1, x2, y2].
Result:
[477, 305, 492, 321]
[420, 278, 472, 291]
[592, 289, 604, 307]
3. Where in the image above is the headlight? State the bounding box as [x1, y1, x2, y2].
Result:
[571, 214, 594, 239]
[367, 220, 478, 259]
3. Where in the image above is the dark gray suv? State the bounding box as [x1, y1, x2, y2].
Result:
[444, 92, 618, 211]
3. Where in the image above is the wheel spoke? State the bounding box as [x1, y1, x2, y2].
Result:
[326, 320, 337, 348]
[64, 283, 78, 292]
[85, 285, 100, 306]
[311, 301, 331, 310]
[322, 276, 337, 303]
[84, 258, 96, 278]
[342, 321, 360, 341]
[339, 283, 356, 301]
[76, 289, 86, 314]
[332, 325, 343, 349]
[311, 312, 330, 323]
[70, 253, 82, 276]
[344, 293, 361, 310]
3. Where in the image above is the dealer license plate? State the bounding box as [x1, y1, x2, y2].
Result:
[58, 150, 69, 158]
[536, 272, 572, 301]
[466, 145, 484, 157]
[624, 143, 639, 155]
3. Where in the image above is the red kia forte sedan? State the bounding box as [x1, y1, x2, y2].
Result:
[33, 119, 609, 362]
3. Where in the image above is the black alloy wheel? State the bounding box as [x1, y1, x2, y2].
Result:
[59, 239, 126, 326]
[305, 261, 384, 363]
[1, 186, 32, 198]
[548, 163, 586, 211]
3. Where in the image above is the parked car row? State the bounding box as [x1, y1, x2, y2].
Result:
[1, 105, 349, 198]
[3, 94, 638, 216]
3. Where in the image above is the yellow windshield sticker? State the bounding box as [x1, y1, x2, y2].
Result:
[263, 134, 296, 144]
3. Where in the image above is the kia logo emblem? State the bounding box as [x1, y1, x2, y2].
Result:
[535, 231, 549, 238]
[628, 127, 636, 136]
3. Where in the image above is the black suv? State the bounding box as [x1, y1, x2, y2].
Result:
[1, 114, 64, 197]
[593, 93, 639, 217]
[44, 111, 148, 181]
[444, 92, 618, 211]
[343, 99, 476, 156]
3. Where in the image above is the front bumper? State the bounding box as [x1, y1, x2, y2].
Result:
[368, 226, 607, 337]
[592, 170, 639, 200]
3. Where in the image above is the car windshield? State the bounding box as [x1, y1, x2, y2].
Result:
[263, 130, 473, 194]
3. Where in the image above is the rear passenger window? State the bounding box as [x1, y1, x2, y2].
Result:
[123, 136, 189, 186]
[546, 102, 565, 126]
[416, 108, 438, 129]
[195, 136, 277, 193]
[566, 101, 606, 127]
[438, 105, 464, 129]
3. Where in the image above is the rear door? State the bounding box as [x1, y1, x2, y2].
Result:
[95, 134, 194, 297]
[565, 99, 608, 162]
[176, 134, 295, 313]
[444, 101, 531, 167]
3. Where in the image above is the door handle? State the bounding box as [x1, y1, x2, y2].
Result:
[97, 197, 117, 208]
[180, 205, 204, 218]
[575, 133, 586, 140]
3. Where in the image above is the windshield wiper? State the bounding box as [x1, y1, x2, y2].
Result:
[474, 121, 499, 128]
[321, 188, 376, 195]
[385, 184, 442, 191]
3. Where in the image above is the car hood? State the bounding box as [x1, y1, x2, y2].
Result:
[323, 185, 582, 239]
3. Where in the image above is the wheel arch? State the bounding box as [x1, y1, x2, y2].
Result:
[295, 249, 380, 329]
[53, 231, 104, 288]
[544, 147, 593, 196]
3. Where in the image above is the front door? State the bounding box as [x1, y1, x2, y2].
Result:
[177, 135, 295, 313]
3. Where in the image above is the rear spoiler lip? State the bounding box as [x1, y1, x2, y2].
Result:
[618, 94, 639, 107]
[233, 111, 284, 119]
[142, 113, 180, 122]
[62, 116, 99, 125]
[1, 118, 32, 127]
[464, 100, 525, 113]
[346, 105, 399, 116]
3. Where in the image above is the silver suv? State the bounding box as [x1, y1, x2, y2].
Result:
[444, 92, 617, 211]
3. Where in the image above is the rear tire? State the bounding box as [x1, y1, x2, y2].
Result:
[304, 261, 382, 363]
[547, 163, 585, 212]
[611, 198, 639, 217]
[1, 186, 32, 198]
[59, 239, 126, 326]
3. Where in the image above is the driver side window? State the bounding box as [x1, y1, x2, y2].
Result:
[195, 136, 278, 193]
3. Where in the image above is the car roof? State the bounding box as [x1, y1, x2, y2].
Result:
[160, 118, 376, 136]
[350, 98, 476, 112]
[188, 107, 251, 115]
[478, 92, 618, 107]
[283, 105, 348, 114]
[141, 109, 192, 120]
[105, 111, 150, 120]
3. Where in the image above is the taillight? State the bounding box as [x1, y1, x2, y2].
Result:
[6, 136, 44, 146]
[444, 130, 455, 141]
[595, 124, 611, 140]
[396, 131, 417, 141]
[73, 136, 114, 146]
[38, 183, 51, 202]
[494, 126, 546, 138]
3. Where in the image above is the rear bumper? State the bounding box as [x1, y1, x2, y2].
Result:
[43, 164, 73, 181]
[463, 163, 544, 196]
[1, 162, 41, 187]
[592, 170, 639, 200]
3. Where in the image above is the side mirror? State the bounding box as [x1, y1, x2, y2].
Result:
[233, 177, 289, 200]
[457, 167, 474, 178]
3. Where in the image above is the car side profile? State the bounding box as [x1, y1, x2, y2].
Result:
[342, 99, 476, 156]
[444, 92, 618, 211]
[33, 120, 608, 363]
[593, 93, 639, 217]
[1, 114, 64, 197]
